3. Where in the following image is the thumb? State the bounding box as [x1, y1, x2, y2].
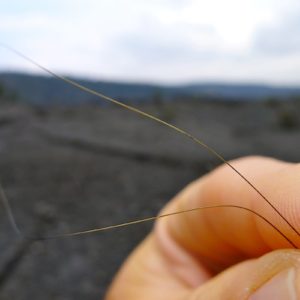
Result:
[188, 249, 300, 300]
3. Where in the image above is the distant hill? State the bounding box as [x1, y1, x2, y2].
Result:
[0, 72, 300, 105]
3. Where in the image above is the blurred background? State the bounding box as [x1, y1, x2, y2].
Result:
[0, 0, 300, 299]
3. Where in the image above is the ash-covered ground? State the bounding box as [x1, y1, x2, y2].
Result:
[0, 99, 299, 299]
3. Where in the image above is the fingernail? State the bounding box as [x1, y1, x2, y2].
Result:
[250, 268, 297, 300]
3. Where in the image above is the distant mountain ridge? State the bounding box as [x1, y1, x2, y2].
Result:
[1, 72, 300, 105]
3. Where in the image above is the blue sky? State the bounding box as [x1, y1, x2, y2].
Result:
[1, 0, 300, 85]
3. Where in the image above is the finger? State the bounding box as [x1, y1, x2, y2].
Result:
[186, 249, 300, 300]
[106, 156, 300, 299]
[106, 236, 300, 300]
[105, 235, 192, 300]
[156, 156, 300, 274]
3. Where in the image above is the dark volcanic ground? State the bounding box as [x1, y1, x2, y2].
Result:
[0, 99, 299, 299]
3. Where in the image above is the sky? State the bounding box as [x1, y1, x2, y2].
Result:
[1, 0, 300, 85]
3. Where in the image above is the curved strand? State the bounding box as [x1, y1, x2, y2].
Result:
[0, 44, 298, 247]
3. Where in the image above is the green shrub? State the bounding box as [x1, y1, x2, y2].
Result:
[264, 96, 280, 108]
[0, 83, 4, 97]
[277, 109, 299, 130]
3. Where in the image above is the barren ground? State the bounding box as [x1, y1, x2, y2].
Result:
[0, 100, 299, 299]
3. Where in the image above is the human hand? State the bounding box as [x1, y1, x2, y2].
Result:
[106, 156, 300, 300]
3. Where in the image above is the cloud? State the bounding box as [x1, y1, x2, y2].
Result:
[1, 0, 300, 84]
[253, 11, 300, 55]
[112, 20, 220, 64]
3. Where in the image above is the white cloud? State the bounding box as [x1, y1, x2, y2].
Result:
[1, 0, 300, 85]
[253, 10, 300, 55]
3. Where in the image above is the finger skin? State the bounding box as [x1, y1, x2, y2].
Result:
[188, 249, 300, 300]
[105, 156, 300, 300]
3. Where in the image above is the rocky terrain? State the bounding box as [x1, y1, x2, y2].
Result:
[0, 99, 299, 299]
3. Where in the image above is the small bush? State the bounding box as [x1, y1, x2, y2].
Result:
[264, 96, 280, 108]
[0, 82, 19, 103]
[159, 105, 176, 122]
[0, 83, 5, 97]
[277, 109, 299, 130]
